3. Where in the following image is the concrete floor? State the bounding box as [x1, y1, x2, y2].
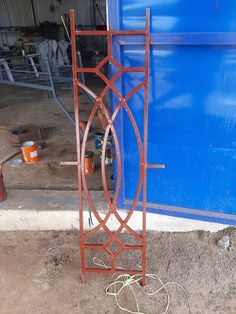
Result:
[0, 83, 112, 191]
[0, 189, 228, 232]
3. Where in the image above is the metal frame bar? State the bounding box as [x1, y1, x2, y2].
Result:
[0, 54, 96, 127]
[124, 198, 236, 226]
[115, 32, 236, 46]
[69, 8, 154, 285]
[0, 55, 76, 125]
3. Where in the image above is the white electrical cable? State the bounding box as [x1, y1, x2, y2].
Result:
[93, 257, 109, 269]
[92, 257, 191, 314]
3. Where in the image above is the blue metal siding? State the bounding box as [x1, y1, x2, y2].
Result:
[108, 0, 236, 224]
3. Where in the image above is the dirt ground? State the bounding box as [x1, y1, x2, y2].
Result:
[0, 228, 236, 314]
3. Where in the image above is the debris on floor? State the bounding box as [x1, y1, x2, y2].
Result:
[7, 158, 23, 167]
[217, 235, 230, 250]
[8, 124, 45, 145]
[46, 162, 55, 176]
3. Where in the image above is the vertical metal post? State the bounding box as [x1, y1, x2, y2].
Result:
[2, 61, 14, 82]
[142, 8, 150, 286]
[28, 56, 39, 78]
[70, 10, 86, 284]
[45, 58, 76, 126]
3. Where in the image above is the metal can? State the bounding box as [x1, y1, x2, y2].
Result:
[84, 151, 95, 175]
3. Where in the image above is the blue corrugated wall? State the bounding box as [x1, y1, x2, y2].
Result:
[108, 0, 236, 225]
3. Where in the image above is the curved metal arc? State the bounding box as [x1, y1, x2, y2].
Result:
[80, 90, 122, 213]
[80, 98, 103, 226]
[100, 84, 147, 247]
[76, 68, 122, 103]
[77, 80, 99, 101]
[79, 68, 146, 247]
[78, 61, 147, 250]
[78, 80, 123, 248]
[78, 70, 124, 211]
[99, 100, 122, 212]
[76, 89, 118, 244]
[99, 90, 146, 230]
[79, 94, 141, 247]
[101, 81, 145, 213]
[96, 70, 146, 206]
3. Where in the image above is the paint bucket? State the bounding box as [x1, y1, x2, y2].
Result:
[84, 151, 95, 175]
[0, 172, 7, 202]
[21, 141, 39, 164]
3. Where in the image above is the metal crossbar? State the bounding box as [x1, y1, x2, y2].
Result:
[70, 8, 152, 285]
[0, 54, 75, 125]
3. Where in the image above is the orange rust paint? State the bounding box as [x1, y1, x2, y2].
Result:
[84, 151, 95, 175]
[21, 141, 39, 164]
[0, 172, 7, 202]
[79, 120, 87, 131]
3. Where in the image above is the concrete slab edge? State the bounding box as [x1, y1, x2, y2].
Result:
[0, 209, 229, 232]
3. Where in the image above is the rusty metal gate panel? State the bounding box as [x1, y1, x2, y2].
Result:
[69, 8, 163, 284]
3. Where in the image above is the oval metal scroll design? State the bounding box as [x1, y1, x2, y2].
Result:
[69, 8, 150, 284]
[78, 59, 145, 257]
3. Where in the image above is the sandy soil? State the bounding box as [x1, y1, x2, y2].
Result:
[0, 228, 235, 314]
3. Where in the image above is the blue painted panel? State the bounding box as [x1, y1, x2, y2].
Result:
[108, 0, 236, 224]
[119, 0, 236, 33]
